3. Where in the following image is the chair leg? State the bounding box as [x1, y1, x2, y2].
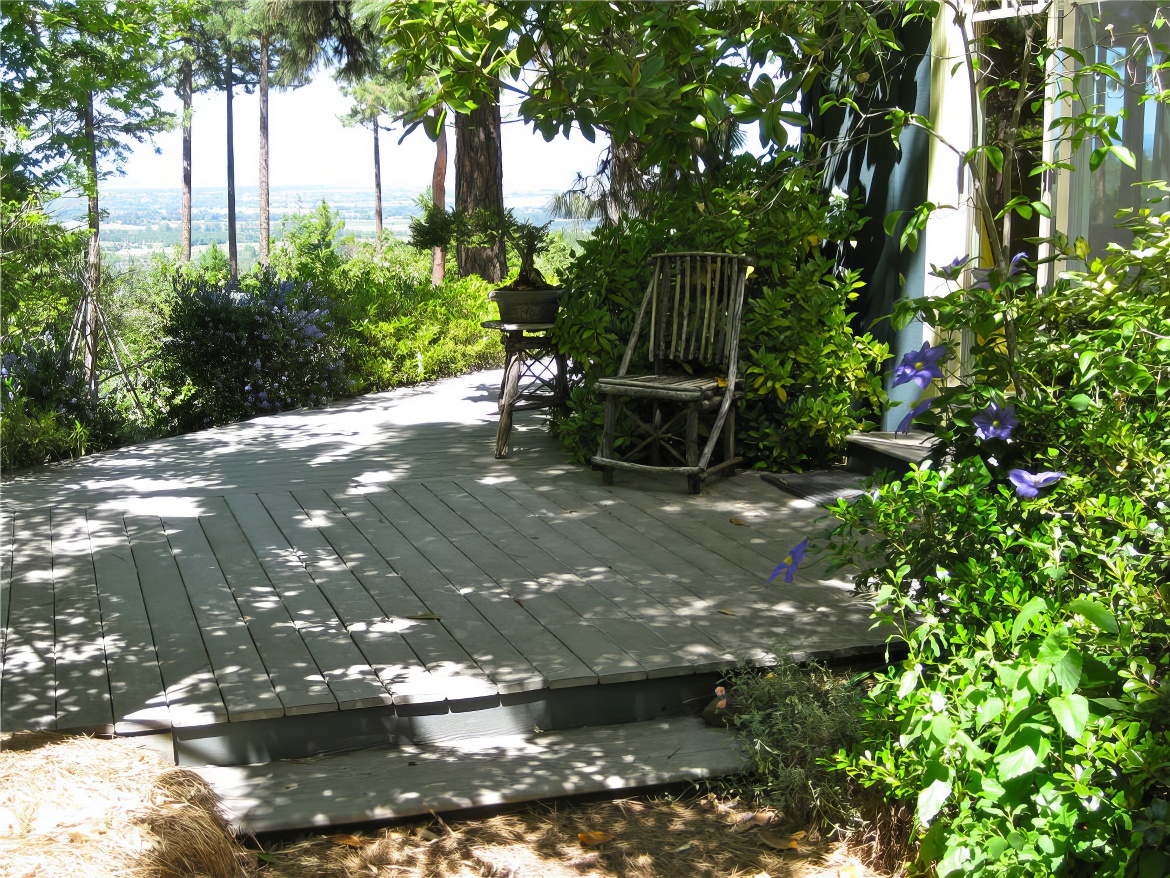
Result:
[600, 393, 618, 486]
[686, 404, 700, 494]
[723, 403, 737, 477]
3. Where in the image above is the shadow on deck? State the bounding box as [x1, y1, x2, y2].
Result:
[1, 370, 885, 831]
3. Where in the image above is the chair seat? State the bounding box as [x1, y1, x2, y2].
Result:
[595, 374, 732, 400]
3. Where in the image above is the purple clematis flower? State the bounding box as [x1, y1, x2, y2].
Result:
[971, 252, 1029, 290]
[769, 538, 809, 584]
[974, 402, 1018, 441]
[1008, 469, 1066, 499]
[930, 254, 971, 281]
[893, 343, 947, 389]
[896, 396, 934, 435]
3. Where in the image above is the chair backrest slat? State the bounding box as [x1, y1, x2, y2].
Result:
[647, 252, 752, 370]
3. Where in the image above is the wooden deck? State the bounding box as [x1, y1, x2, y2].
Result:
[1, 370, 881, 758]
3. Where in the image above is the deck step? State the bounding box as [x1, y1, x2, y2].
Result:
[195, 716, 745, 834]
[846, 430, 936, 474]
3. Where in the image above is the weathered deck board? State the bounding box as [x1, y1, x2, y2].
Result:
[161, 514, 285, 722]
[386, 485, 605, 687]
[426, 480, 682, 679]
[1, 371, 885, 740]
[499, 480, 774, 664]
[2, 510, 58, 730]
[196, 497, 337, 717]
[197, 717, 746, 834]
[1, 512, 15, 657]
[50, 509, 113, 731]
[258, 490, 452, 707]
[223, 494, 392, 710]
[124, 515, 229, 727]
[336, 494, 546, 694]
[454, 477, 732, 673]
[291, 489, 497, 703]
[86, 510, 170, 732]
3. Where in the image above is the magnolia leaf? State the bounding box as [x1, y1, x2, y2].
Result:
[717, 608, 737, 616]
[729, 517, 748, 526]
[330, 834, 367, 847]
[1067, 598, 1119, 634]
[1050, 693, 1090, 738]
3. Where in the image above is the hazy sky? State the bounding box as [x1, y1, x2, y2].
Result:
[113, 74, 607, 197]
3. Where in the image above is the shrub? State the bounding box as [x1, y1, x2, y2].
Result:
[550, 155, 887, 469]
[828, 204, 1170, 877]
[725, 658, 866, 833]
[155, 270, 350, 432]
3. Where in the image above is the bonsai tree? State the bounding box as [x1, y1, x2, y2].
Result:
[408, 205, 553, 289]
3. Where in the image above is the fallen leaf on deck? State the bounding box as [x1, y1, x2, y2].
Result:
[578, 831, 613, 846]
[405, 614, 441, 621]
[730, 517, 748, 526]
[717, 609, 737, 616]
[757, 828, 800, 850]
[329, 834, 367, 847]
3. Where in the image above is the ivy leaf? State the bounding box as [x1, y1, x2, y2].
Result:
[1049, 693, 1089, 738]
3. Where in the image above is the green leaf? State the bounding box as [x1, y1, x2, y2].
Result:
[1068, 393, 1092, 411]
[985, 145, 1004, 172]
[1089, 146, 1108, 171]
[1053, 647, 1083, 694]
[1049, 693, 1089, 738]
[1012, 597, 1049, 644]
[1110, 144, 1137, 168]
[916, 760, 953, 824]
[1067, 598, 1118, 634]
[996, 727, 1043, 780]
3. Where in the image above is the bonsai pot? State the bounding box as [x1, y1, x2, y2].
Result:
[489, 286, 563, 324]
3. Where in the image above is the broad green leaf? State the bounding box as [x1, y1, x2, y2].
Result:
[996, 734, 1042, 780]
[1068, 393, 1092, 411]
[984, 144, 1004, 172]
[1049, 693, 1089, 738]
[916, 761, 953, 824]
[976, 695, 1004, 729]
[1067, 598, 1119, 634]
[1012, 597, 1049, 644]
[1052, 649, 1083, 694]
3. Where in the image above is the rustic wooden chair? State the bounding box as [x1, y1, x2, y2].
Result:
[593, 252, 755, 494]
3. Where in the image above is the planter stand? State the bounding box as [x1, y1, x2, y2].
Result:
[482, 320, 568, 459]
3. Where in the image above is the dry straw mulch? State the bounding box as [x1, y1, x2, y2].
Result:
[0, 731, 252, 878]
[0, 732, 882, 878]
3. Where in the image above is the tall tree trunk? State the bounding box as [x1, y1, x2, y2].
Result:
[258, 28, 270, 265]
[431, 109, 447, 285]
[226, 44, 238, 281]
[181, 55, 193, 262]
[373, 119, 383, 253]
[454, 89, 505, 282]
[83, 91, 100, 393]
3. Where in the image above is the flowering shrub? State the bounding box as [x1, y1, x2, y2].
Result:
[0, 331, 126, 468]
[827, 204, 1170, 876]
[156, 270, 351, 431]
